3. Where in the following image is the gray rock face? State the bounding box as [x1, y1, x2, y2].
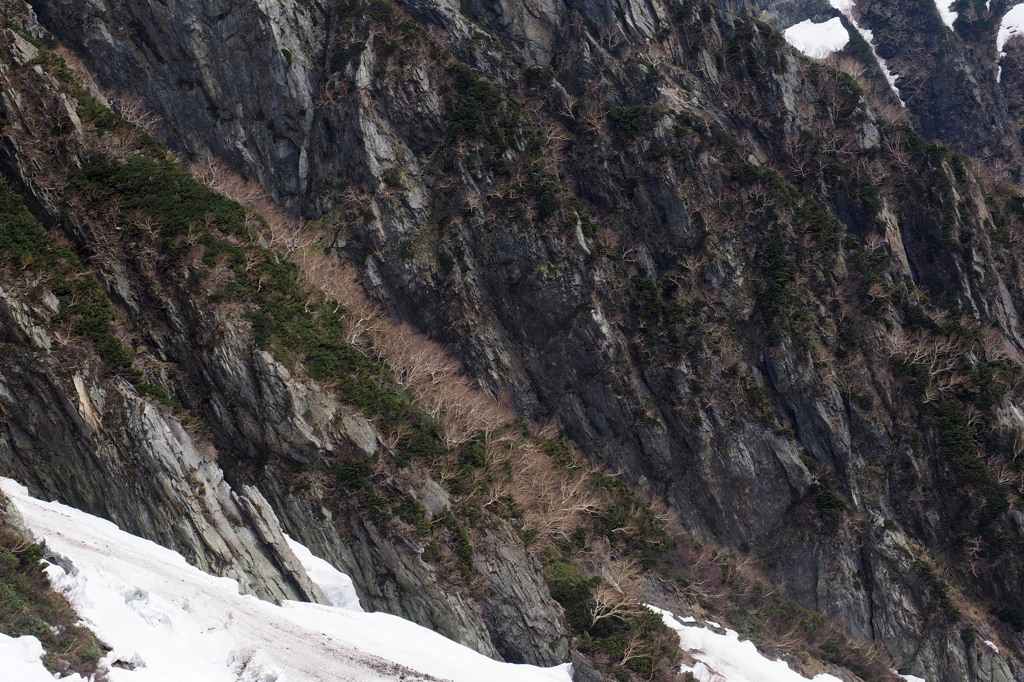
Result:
[731, 0, 1024, 174]
[765, 515, 1024, 682]
[0, 10, 569, 666]
[259, 477, 569, 666]
[30, 0, 322, 209]
[0, 295, 323, 603]
[0, 243, 565, 663]
[14, 0, 1024, 678]
[732, 0, 835, 27]
[261, 478, 502, 660]
[473, 526, 569, 664]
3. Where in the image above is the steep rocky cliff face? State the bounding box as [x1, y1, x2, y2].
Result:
[0, 1, 571, 670]
[744, 0, 1024, 178]
[6, 0, 1024, 679]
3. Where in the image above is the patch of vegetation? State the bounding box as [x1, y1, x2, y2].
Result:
[542, 548, 680, 680]
[995, 606, 1024, 631]
[69, 154, 445, 462]
[800, 455, 848, 525]
[632, 276, 695, 356]
[439, 509, 474, 572]
[448, 64, 518, 147]
[366, 0, 394, 24]
[421, 539, 441, 563]
[913, 558, 960, 621]
[0, 505, 103, 675]
[332, 458, 382, 500]
[755, 227, 797, 326]
[0, 178, 175, 404]
[810, 472, 847, 524]
[591, 472, 674, 568]
[71, 156, 246, 239]
[607, 105, 654, 141]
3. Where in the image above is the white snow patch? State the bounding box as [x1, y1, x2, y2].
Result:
[995, 3, 1024, 80]
[998, 4, 1024, 52]
[284, 534, 362, 611]
[935, 0, 958, 29]
[0, 633, 88, 682]
[984, 639, 1000, 653]
[0, 477, 572, 682]
[646, 605, 845, 682]
[784, 17, 850, 59]
[829, 0, 906, 105]
[897, 675, 926, 682]
[997, 4, 1024, 81]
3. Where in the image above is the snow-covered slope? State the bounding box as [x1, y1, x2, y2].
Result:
[4, 476, 937, 682]
[0, 633, 83, 682]
[0, 478, 572, 682]
[647, 606, 846, 682]
[995, 4, 1024, 81]
[781, 0, 903, 104]
[646, 605, 930, 682]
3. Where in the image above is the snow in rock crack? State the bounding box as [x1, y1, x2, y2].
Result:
[828, 0, 906, 105]
[996, 4, 1024, 82]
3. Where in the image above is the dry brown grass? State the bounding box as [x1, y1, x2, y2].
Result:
[187, 156, 606, 543]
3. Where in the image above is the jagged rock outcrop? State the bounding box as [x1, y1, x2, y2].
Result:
[260, 477, 504, 661]
[735, 0, 1024, 177]
[0, 283, 325, 603]
[262, 477, 569, 665]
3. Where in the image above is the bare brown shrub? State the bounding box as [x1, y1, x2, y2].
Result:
[109, 93, 162, 136]
[54, 46, 104, 101]
[882, 327, 969, 398]
[184, 156, 614, 543]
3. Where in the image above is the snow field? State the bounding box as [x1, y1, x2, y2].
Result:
[784, 18, 850, 59]
[0, 478, 572, 682]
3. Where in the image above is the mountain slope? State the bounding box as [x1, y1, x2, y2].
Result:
[1, 477, 572, 682]
[2, 0, 1024, 680]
